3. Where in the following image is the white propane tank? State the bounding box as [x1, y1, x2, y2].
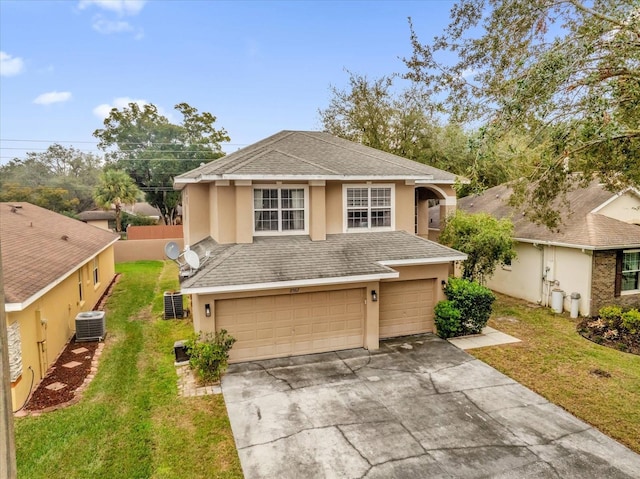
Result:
[551, 289, 564, 313]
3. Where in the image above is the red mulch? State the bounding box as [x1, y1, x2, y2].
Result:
[23, 340, 100, 411]
[19, 274, 120, 413]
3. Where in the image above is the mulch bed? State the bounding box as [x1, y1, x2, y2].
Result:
[16, 274, 120, 415]
[578, 319, 640, 356]
[23, 341, 100, 412]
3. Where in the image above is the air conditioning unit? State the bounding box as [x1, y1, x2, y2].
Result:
[75, 311, 106, 342]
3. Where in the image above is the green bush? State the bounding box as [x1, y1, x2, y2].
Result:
[599, 305, 623, 329]
[444, 277, 496, 335]
[621, 309, 640, 335]
[185, 329, 236, 383]
[434, 300, 463, 339]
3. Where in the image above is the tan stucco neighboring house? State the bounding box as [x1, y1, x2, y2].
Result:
[173, 130, 466, 362]
[456, 181, 640, 316]
[77, 209, 115, 231]
[1, 202, 119, 410]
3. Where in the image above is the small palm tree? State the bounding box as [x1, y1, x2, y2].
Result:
[93, 169, 140, 232]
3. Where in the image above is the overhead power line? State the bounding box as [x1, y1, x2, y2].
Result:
[0, 138, 248, 147]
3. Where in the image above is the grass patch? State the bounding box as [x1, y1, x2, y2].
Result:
[471, 294, 640, 454]
[15, 261, 243, 479]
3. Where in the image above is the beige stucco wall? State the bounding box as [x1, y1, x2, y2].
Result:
[7, 246, 116, 410]
[184, 179, 457, 242]
[486, 242, 592, 315]
[182, 184, 210, 247]
[86, 219, 110, 231]
[114, 238, 184, 263]
[597, 191, 640, 225]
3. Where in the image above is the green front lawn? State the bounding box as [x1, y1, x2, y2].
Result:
[15, 261, 243, 479]
[471, 294, 640, 454]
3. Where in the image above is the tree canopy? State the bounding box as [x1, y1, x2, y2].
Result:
[93, 102, 229, 224]
[439, 210, 517, 282]
[405, 0, 640, 226]
[0, 144, 103, 214]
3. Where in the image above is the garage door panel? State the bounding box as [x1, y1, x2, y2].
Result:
[380, 279, 435, 338]
[217, 288, 364, 362]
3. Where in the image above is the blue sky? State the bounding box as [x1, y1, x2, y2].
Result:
[0, 0, 455, 163]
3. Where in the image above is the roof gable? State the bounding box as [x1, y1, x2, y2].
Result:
[175, 131, 460, 186]
[1, 202, 120, 306]
[458, 182, 640, 249]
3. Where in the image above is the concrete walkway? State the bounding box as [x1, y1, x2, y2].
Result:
[448, 326, 521, 350]
[222, 334, 640, 479]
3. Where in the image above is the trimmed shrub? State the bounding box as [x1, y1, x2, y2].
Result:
[434, 300, 463, 339]
[599, 305, 623, 329]
[185, 329, 236, 383]
[621, 309, 640, 335]
[444, 277, 496, 335]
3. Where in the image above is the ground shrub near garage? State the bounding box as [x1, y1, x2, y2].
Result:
[435, 278, 495, 338]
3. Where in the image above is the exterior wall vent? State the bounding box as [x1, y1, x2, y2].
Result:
[75, 311, 106, 342]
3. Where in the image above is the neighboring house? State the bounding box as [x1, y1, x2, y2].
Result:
[455, 182, 640, 316]
[1, 202, 119, 410]
[122, 202, 162, 224]
[78, 209, 116, 230]
[173, 130, 466, 362]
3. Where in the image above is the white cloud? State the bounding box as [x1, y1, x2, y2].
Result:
[78, 0, 146, 16]
[461, 68, 478, 79]
[92, 97, 150, 119]
[0, 51, 25, 77]
[92, 16, 133, 34]
[33, 91, 72, 105]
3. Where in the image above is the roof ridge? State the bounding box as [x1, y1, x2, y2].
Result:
[272, 148, 341, 174]
[300, 131, 441, 176]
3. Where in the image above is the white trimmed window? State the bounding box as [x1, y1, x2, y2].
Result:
[253, 186, 308, 235]
[344, 184, 394, 231]
[622, 250, 640, 293]
[78, 270, 84, 302]
[93, 257, 99, 285]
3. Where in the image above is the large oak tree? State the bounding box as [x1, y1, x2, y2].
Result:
[94, 102, 229, 224]
[405, 0, 639, 226]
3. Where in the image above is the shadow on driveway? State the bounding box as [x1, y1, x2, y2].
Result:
[222, 334, 640, 478]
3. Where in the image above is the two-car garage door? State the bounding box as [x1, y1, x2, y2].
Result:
[216, 288, 364, 362]
[215, 279, 436, 362]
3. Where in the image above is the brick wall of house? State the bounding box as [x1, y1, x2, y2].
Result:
[591, 250, 640, 315]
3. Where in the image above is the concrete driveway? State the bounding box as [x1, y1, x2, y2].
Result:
[221, 334, 640, 478]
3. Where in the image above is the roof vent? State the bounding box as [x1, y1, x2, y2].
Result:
[61, 234, 69, 241]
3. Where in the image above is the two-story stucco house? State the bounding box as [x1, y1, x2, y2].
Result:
[173, 131, 466, 362]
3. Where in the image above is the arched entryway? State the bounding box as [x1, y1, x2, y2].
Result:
[414, 185, 457, 240]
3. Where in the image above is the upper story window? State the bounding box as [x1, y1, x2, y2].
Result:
[253, 186, 308, 235]
[622, 250, 640, 293]
[344, 184, 394, 232]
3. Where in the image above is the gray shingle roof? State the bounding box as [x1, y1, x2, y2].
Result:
[1, 202, 120, 306]
[174, 131, 460, 186]
[180, 231, 466, 292]
[458, 182, 640, 249]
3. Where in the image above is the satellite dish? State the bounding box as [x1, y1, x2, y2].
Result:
[184, 250, 200, 270]
[165, 241, 180, 260]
